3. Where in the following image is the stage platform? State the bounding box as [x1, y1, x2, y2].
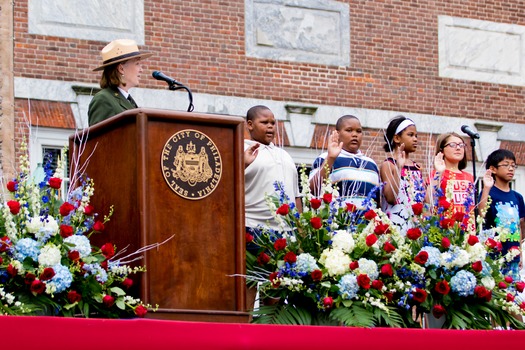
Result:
[1, 315, 522, 349]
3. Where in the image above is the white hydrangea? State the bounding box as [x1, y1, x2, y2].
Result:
[38, 244, 61, 266]
[319, 248, 350, 276]
[357, 258, 379, 280]
[331, 230, 355, 253]
[466, 242, 487, 262]
[64, 235, 92, 258]
[26, 216, 59, 238]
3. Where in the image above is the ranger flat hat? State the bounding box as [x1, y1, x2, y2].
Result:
[93, 39, 153, 71]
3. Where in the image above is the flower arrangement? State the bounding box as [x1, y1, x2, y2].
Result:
[0, 143, 155, 318]
[246, 167, 525, 329]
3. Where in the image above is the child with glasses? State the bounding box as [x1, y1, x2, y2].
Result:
[426, 132, 476, 225]
[479, 149, 525, 281]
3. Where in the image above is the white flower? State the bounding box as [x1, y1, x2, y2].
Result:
[26, 216, 59, 239]
[331, 230, 355, 253]
[38, 244, 61, 266]
[466, 242, 486, 262]
[320, 248, 350, 276]
[64, 235, 91, 258]
[357, 258, 379, 280]
[481, 276, 495, 290]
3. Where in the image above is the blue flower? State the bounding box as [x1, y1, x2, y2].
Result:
[420, 246, 441, 267]
[49, 264, 73, 293]
[13, 238, 40, 261]
[450, 270, 476, 296]
[337, 274, 359, 300]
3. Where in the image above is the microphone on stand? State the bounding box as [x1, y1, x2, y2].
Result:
[461, 125, 480, 139]
[152, 71, 183, 86]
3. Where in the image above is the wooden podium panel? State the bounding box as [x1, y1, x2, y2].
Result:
[70, 109, 248, 322]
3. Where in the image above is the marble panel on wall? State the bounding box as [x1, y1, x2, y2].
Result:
[438, 15, 525, 87]
[28, 0, 145, 44]
[245, 0, 350, 66]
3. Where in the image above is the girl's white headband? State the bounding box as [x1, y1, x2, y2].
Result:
[395, 119, 415, 135]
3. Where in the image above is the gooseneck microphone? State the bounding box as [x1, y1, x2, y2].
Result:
[460, 125, 480, 139]
[152, 71, 182, 86]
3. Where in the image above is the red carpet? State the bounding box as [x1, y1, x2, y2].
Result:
[1, 315, 522, 349]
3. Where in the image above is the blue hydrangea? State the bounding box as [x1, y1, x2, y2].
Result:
[83, 263, 108, 283]
[420, 246, 441, 267]
[295, 253, 319, 274]
[450, 270, 477, 296]
[13, 238, 40, 261]
[49, 264, 73, 293]
[64, 235, 91, 258]
[337, 274, 359, 300]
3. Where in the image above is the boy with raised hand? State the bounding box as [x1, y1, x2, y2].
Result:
[479, 149, 525, 281]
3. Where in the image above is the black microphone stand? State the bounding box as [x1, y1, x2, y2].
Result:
[168, 82, 194, 112]
[469, 136, 478, 221]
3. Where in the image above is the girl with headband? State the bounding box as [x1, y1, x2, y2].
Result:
[380, 115, 425, 234]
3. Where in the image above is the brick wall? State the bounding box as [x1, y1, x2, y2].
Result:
[11, 0, 525, 170]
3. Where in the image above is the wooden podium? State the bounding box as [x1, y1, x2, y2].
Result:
[70, 108, 248, 322]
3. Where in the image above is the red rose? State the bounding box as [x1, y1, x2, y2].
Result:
[68, 250, 80, 261]
[471, 261, 483, 273]
[7, 200, 21, 215]
[322, 193, 332, 204]
[100, 243, 115, 258]
[48, 177, 62, 189]
[310, 198, 322, 210]
[284, 251, 297, 264]
[310, 217, 322, 229]
[100, 260, 108, 270]
[439, 218, 455, 229]
[323, 296, 333, 308]
[0, 236, 11, 252]
[384, 292, 394, 302]
[374, 223, 390, 235]
[380, 264, 393, 277]
[434, 280, 450, 295]
[0, 256, 3, 264]
[432, 304, 446, 319]
[134, 305, 148, 317]
[506, 293, 515, 302]
[276, 204, 290, 216]
[346, 203, 357, 212]
[60, 224, 74, 238]
[406, 228, 421, 240]
[365, 234, 378, 247]
[453, 211, 465, 222]
[485, 238, 497, 249]
[498, 282, 507, 289]
[122, 278, 134, 289]
[414, 251, 428, 265]
[438, 199, 451, 210]
[411, 202, 424, 215]
[102, 295, 115, 308]
[6, 181, 17, 192]
[496, 242, 503, 252]
[83, 204, 95, 216]
[269, 272, 280, 287]
[311, 269, 323, 282]
[93, 221, 105, 232]
[39, 267, 55, 281]
[67, 290, 82, 304]
[7, 264, 17, 277]
[24, 273, 36, 285]
[467, 235, 479, 246]
[357, 274, 371, 289]
[30, 280, 46, 295]
[349, 261, 359, 270]
[441, 237, 451, 249]
[505, 276, 514, 283]
[371, 279, 384, 290]
[257, 252, 270, 265]
[364, 209, 377, 220]
[383, 241, 396, 253]
[516, 282, 525, 293]
[411, 288, 427, 303]
[521, 302, 525, 311]
[245, 232, 254, 244]
[273, 238, 287, 251]
[59, 202, 75, 216]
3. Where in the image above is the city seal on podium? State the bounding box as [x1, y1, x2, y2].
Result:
[161, 129, 222, 200]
